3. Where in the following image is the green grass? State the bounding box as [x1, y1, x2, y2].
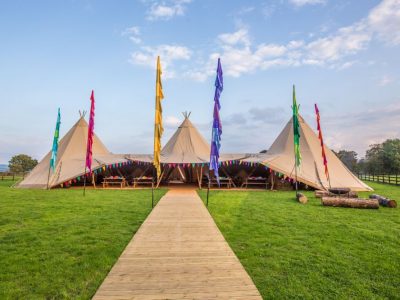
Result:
[198, 182, 400, 299]
[0, 180, 166, 299]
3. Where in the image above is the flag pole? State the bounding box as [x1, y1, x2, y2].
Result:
[151, 167, 155, 208]
[83, 168, 87, 196]
[207, 166, 210, 207]
[46, 165, 52, 190]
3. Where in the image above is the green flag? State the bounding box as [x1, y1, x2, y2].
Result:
[50, 108, 61, 172]
[292, 85, 301, 167]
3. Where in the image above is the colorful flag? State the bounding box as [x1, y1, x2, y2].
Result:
[85, 90, 95, 175]
[315, 104, 329, 180]
[292, 85, 301, 167]
[153, 56, 164, 179]
[49, 108, 61, 172]
[210, 58, 223, 185]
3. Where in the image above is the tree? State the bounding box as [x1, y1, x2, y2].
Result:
[8, 154, 38, 174]
[335, 150, 359, 172]
[363, 139, 400, 174]
[381, 139, 400, 174]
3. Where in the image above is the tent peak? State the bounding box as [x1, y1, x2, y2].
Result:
[79, 110, 87, 118]
[182, 111, 191, 119]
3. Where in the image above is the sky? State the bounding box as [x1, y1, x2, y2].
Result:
[0, 0, 399, 164]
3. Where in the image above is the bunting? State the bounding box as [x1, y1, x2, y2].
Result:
[209, 58, 223, 185]
[315, 104, 329, 181]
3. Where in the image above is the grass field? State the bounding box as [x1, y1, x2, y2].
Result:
[198, 182, 400, 299]
[0, 180, 166, 299]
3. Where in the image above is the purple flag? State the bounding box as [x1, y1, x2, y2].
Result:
[210, 58, 223, 185]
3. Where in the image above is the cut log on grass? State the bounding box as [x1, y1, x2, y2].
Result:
[315, 190, 331, 198]
[315, 190, 358, 198]
[321, 197, 379, 209]
[297, 192, 308, 204]
[369, 194, 397, 208]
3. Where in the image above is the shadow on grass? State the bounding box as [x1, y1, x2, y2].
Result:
[198, 186, 400, 299]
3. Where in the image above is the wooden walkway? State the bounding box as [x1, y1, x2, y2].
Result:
[93, 188, 262, 300]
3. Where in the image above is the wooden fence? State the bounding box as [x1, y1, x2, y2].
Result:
[0, 173, 24, 181]
[358, 174, 400, 186]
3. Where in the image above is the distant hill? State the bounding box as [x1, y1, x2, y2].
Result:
[0, 164, 9, 172]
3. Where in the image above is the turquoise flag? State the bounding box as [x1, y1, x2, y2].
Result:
[50, 108, 61, 172]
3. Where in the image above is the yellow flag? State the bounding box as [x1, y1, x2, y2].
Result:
[153, 56, 164, 179]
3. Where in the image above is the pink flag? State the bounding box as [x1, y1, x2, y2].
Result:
[85, 90, 95, 175]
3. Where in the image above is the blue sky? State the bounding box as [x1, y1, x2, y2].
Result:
[0, 0, 399, 163]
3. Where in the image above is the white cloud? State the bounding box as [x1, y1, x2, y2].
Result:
[379, 75, 394, 86]
[289, 0, 327, 7]
[305, 22, 370, 62]
[322, 101, 400, 156]
[130, 45, 192, 78]
[146, 0, 192, 21]
[122, 26, 142, 44]
[367, 0, 400, 45]
[256, 44, 287, 58]
[218, 28, 251, 46]
[164, 115, 182, 128]
[128, 0, 400, 81]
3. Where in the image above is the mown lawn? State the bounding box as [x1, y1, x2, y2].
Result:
[0, 180, 166, 299]
[198, 182, 400, 299]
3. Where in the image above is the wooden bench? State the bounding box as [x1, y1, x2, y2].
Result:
[205, 177, 233, 188]
[241, 177, 268, 189]
[102, 177, 126, 188]
[133, 177, 153, 188]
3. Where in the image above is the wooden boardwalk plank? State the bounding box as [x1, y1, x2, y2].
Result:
[93, 188, 262, 300]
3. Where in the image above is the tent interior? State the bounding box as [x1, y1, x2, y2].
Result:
[17, 113, 372, 191]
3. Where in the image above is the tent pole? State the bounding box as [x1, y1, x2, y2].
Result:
[151, 166, 155, 208]
[83, 168, 87, 196]
[207, 167, 210, 207]
[294, 162, 298, 198]
[46, 165, 52, 190]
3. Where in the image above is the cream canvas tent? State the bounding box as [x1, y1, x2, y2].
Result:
[128, 115, 247, 164]
[127, 115, 248, 186]
[244, 115, 372, 192]
[18, 117, 128, 189]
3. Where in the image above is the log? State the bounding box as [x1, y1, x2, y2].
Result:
[315, 190, 331, 198]
[369, 194, 397, 208]
[297, 192, 308, 204]
[315, 190, 358, 198]
[329, 187, 351, 195]
[321, 197, 379, 209]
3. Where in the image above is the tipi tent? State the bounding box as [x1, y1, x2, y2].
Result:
[246, 115, 372, 191]
[128, 115, 247, 164]
[18, 117, 128, 189]
[127, 115, 248, 185]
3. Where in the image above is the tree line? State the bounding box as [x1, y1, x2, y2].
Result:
[335, 139, 400, 175]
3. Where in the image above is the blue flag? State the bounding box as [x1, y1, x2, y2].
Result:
[209, 58, 223, 185]
[50, 108, 61, 172]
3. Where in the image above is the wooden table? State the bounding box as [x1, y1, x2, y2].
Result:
[207, 177, 233, 188]
[102, 177, 126, 188]
[241, 177, 268, 189]
[133, 177, 153, 188]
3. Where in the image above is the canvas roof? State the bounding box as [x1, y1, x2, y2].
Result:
[128, 116, 248, 164]
[243, 115, 372, 192]
[18, 117, 128, 189]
